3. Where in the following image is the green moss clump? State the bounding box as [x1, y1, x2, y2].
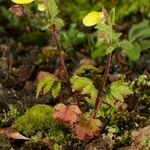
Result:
[12, 104, 65, 142]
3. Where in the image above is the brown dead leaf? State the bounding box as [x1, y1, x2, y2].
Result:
[0, 127, 30, 140]
[53, 103, 82, 125]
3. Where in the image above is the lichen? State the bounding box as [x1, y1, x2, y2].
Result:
[12, 104, 66, 142]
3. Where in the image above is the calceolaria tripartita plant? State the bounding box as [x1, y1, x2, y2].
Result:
[10, 0, 133, 140]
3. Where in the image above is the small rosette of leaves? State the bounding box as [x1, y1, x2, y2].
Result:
[105, 81, 133, 106]
[36, 71, 61, 98]
[75, 114, 103, 140]
[70, 75, 98, 105]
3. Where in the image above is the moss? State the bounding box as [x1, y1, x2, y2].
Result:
[0, 135, 11, 150]
[12, 104, 65, 142]
[19, 31, 48, 46]
[21, 141, 50, 150]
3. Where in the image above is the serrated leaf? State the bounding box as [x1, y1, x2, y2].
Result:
[43, 78, 55, 95]
[53, 17, 64, 28]
[36, 75, 52, 97]
[70, 75, 97, 102]
[51, 82, 61, 98]
[36, 74, 58, 97]
[81, 85, 97, 101]
[105, 93, 115, 106]
[42, 22, 52, 30]
[74, 64, 99, 75]
[53, 103, 82, 125]
[109, 8, 116, 24]
[48, 0, 59, 18]
[110, 81, 133, 95]
[105, 81, 133, 105]
[119, 40, 134, 51]
[71, 75, 92, 91]
[96, 23, 112, 41]
[127, 43, 141, 61]
[120, 40, 141, 61]
[106, 44, 117, 54]
[75, 114, 102, 140]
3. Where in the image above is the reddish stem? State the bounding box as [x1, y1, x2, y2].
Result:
[93, 53, 112, 117]
[51, 25, 69, 79]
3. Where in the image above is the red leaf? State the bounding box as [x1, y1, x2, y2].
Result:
[53, 103, 82, 125]
[74, 114, 103, 140]
[75, 124, 94, 140]
[0, 127, 30, 140]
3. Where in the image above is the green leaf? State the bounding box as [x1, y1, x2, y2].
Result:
[43, 78, 55, 95]
[36, 74, 60, 98]
[53, 17, 64, 28]
[127, 43, 141, 61]
[74, 64, 99, 75]
[120, 40, 141, 61]
[119, 40, 134, 51]
[53, 143, 61, 150]
[106, 44, 117, 54]
[140, 40, 150, 51]
[70, 75, 97, 102]
[96, 23, 112, 41]
[105, 93, 115, 106]
[105, 81, 133, 106]
[42, 22, 52, 30]
[112, 32, 121, 43]
[81, 85, 97, 101]
[51, 82, 61, 98]
[109, 8, 116, 24]
[129, 20, 150, 43]
[36, 75, 53, 97]
[48, 0, 59, 18]
[92, 42, 107, 61]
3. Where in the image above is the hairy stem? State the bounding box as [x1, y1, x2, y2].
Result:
[51, 25, 79, 102]
[92, 8, 113, 118]
[24, 10, 45, 25]
[51, 25, 69, 79]
[93, 53, 112, 118]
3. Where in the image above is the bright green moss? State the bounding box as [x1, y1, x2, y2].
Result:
[12, 104, 65, 142]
